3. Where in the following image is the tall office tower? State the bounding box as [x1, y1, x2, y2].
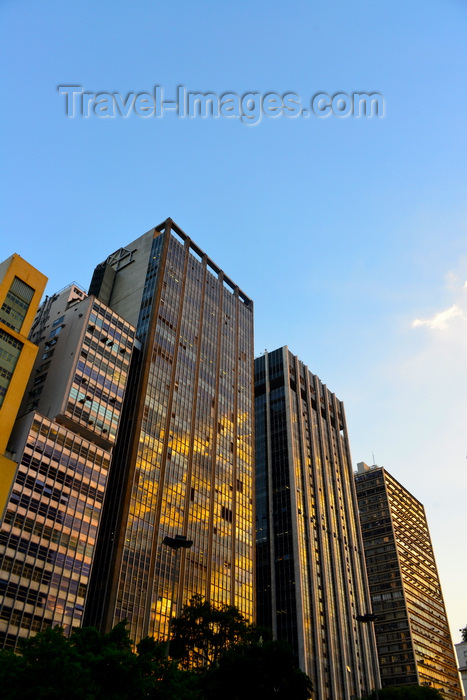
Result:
[84, 219, 255, 646]
[355, 462, 463, 699]
[255, 347, 379, 699]
[0, 285, 135, 649]
[0, 254, 47, 517]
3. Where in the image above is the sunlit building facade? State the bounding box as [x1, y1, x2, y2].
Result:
[84, 219, 255, 645]
[355, 463, 462, 699]
[0, 254, 47, 517]
[0, 286, 135, 649]
[255, 347, 379, 699]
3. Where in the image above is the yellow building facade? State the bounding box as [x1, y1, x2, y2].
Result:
[0, 254, 47, 516]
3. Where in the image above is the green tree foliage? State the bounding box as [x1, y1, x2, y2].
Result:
[0, 598, 312, 700]
[460, 625, 467, 642]
[169, 594, 265, 667]
[135, 636, 199, 700]
[170, 596, 312, 699]
[0, 622, 198, 700]
[202, 639, 313, 700]
[0, 626, 90, 700]
[360, 686, 445, 700]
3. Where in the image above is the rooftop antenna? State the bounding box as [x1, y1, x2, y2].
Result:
[372, 451, 376, 466]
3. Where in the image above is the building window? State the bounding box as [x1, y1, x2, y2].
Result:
[48, 326, 63, 339]
[0, 328, 23, 407]
[221, 506, 233, 523]
[0, 277, 34, 332]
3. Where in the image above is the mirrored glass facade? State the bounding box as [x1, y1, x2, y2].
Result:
[84, 220, 254, 645]
[0, 254, 47, 518]
[355, 464, 462, 699]
[255, 347, 378, 699]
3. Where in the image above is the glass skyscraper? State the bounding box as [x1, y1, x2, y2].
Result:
[84, 219, 255, 645]
[255, 347, 379, 699]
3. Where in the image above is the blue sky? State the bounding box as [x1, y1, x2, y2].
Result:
[1, 0, 467, 640]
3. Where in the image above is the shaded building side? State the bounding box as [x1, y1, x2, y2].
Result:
[455, 640, 467, 698]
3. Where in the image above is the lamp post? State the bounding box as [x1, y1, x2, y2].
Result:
[356, 613, 380, 700]
[162, 534, 193, 658]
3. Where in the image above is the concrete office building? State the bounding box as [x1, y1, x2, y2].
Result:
[254, 347, 379, 699]
[355, 462, 462, 699]
[0, 254, 47, 518]
[0, 285, 135, 649]
[84, 219, 255, 646]
[455, 639, 467, 698]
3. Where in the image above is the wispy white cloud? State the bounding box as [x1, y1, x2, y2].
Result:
[411, 268, 467, 330]
[445, 271, 459, 290]
[411, 303, 463, 329]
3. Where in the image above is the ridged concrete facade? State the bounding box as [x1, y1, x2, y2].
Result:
[255, 347, 379, 699]
[355, 463, 462, 699]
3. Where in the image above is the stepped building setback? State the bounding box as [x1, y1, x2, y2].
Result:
[254, 347, 379, 699]
[355, 462, 462, 699]
[0, 284, 136, 649]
